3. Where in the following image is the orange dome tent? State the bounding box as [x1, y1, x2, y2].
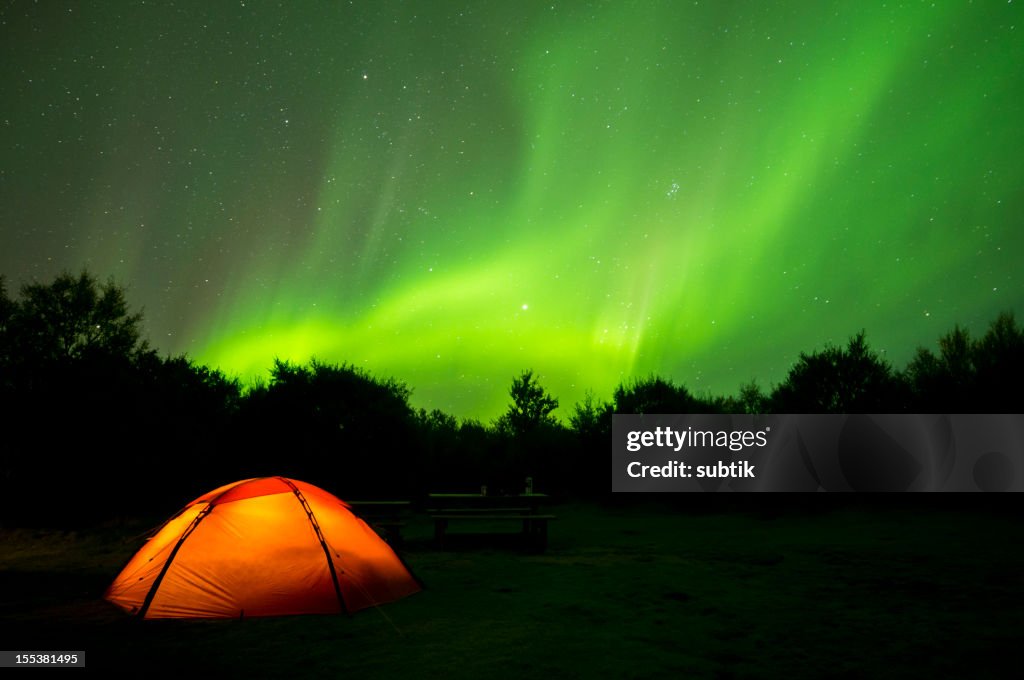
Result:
[105, 477, 420, 619]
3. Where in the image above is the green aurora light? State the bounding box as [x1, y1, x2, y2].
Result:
[1, 2, 1021, 419]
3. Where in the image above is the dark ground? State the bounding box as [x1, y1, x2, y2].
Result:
[1, 498, 1021, 678]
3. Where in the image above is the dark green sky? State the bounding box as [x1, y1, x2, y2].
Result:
[2, 1, 1021, 419]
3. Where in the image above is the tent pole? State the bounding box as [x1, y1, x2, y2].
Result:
[136, 502, 214, 618]
[279, 477, 348, 614]
[135, 480, 256, 618]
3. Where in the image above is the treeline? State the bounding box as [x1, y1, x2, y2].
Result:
[1, 271, 1021, 523]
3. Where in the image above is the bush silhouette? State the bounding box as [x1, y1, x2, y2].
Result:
[235, 358, 420, 497]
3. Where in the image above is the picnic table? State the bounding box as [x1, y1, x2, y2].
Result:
[427, 493, 555, 551]
[347, 500, 412, 545]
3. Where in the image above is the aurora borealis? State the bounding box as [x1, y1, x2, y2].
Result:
[1, 2, 1021, 419]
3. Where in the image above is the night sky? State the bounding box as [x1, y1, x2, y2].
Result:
[2, 2, 1021, 420]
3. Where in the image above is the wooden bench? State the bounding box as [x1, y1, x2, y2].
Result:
[431, 512, 556, 551]
[347, 501, 411, 545]
[426, 494, 555, 551]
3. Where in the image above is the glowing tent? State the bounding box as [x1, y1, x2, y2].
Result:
[105, 477, 420, 619]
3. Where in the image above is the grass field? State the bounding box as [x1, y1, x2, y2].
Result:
[1, 498, 1020, 678]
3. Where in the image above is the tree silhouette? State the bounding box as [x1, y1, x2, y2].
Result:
[613, 375, 696, 414]
[769, 331, 904, 413]
[0, 271, 160, 521]
[736, 379, 767, 414]
[568, 390, 614, 497]
[0, 276, 14, 385]
[973, 312, 1023, 410]
[10, 271, 147, 367]
[237, 358, 419, 496]
[906, 312, 1024, 411]
[570, 390, 612, 438]
[494, 369, 559, 437]
[4, 266, 1023, 518]
[0, 276, 13, 331]
[905, 325, 974, 411]
[416, 409, 502, 491]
